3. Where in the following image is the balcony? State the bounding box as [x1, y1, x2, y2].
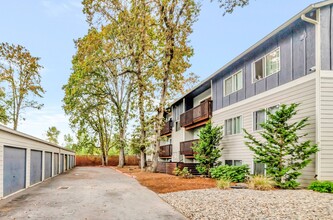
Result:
[161, 120, 173, 136]
[180, 99, 212, 130]
[159, 144, 172, 158]
[180, 139, 199, 158]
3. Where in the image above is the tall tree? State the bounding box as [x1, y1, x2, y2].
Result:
[151, 0, 200, 172]
[46, 126, 60, 144]
[244, 103, 318, 189]
[64, 133, 74, 150]
[211, 0, 250, 15]
[0, 43, 44, 130]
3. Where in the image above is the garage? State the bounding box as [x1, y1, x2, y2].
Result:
[60, 154, 64, 173]
[30, 150, 42, 185]
[44, 152, 52, 179]
[3, 146, 26, 197]
[54, 153, 59, 175]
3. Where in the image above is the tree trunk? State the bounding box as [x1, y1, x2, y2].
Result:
[119, 147, 125, 167]
[140, 150, 146, 171]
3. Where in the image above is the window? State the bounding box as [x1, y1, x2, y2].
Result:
[225, 116, 242, 135]
[225, 160, 242, 166]
[175, 121, 180, 131]
[253, 48, 280, 82]
[224, 70, 243, 96]
[253, 105, 279, 131]
[254, 162, 265, 175]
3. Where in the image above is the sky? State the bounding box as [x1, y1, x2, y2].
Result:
[0, 0, 316, 144]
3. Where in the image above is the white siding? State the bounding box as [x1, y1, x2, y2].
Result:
[212, 74, 317, 185]
[319, 73, 333, 180]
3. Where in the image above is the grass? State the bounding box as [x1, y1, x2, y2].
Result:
[248, 175, 275, 191]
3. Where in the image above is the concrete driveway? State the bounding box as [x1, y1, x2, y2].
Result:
[0, 167, 186, 220]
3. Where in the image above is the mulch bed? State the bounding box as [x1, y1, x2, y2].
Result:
[114, 166, 216, 194]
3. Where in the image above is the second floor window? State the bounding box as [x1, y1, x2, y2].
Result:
[225, 116, 242, 135]
[224, 70, 243, 96]
[253, 48, 280, 82]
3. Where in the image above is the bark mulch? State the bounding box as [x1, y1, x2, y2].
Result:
[114, 166, 216, 194]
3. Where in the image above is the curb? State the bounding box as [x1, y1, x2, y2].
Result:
[110, 167, 137, 179]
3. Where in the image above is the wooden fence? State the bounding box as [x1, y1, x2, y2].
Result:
[76, 155, 139, 166]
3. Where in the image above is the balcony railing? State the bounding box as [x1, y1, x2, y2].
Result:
[180, 139, 199, 156]
[161, 120, 173, 136]
[159, 144, 172, 158]
[180, 99, 212, 128]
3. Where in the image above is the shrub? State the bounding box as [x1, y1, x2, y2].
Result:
[248, 175, 275, 191]
[173, 167, 193, 179]
[217, 178, 231, 190]
[308, 180, 333, 193]
[210, 165, 250, 182]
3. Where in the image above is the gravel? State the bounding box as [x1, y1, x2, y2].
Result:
[159, 189, 333, 220]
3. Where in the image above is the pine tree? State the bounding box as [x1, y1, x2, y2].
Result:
[244, 103, 318, 188]
[192, 121, 223, 176]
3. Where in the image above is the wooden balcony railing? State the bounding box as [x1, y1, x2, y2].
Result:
[159, 144, 172, 158]
[180, 139, 199, 156]
[180, 99, 212, 128]
[161, 120, 173, 136]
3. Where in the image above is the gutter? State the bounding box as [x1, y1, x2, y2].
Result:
[171, 0, 333, 106]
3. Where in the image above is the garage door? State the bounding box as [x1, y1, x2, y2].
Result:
[54, 153, 59, 175]
[30, 150, 42, 185]
[4, 146, 26, 197]
[44, 152, 52, 179]
[60, 154, 64, 173]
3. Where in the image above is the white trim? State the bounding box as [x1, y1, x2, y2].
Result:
[213, 72, 316, 116]
[252, 47, 281, 83]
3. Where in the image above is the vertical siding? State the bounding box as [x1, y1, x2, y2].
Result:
[212, 75, 316, 185]
[212, 19, 315, 112]
[319, 74, 333, 180]
[321, 5, 331, 70]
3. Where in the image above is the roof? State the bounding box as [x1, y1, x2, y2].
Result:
[0, 124, 75, 153]
[171, 0, 332, 106]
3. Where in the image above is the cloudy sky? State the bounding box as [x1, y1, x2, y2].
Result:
[0, 0, 315, 144]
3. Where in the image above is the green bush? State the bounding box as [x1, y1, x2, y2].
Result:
[216, 178, 231, 190]
[173, 167, 193, 179]
[210, 165, 250, 182]
[308, 180, 333, 193]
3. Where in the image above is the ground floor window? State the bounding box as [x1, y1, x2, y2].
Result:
[253, 162, 265, 175]
[225, 160, 242, 166]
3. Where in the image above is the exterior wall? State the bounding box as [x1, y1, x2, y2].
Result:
[193, 88, 211, 107]
[319, 71, 333, 180]
[171, 128, 184, 162]
[0, 126, 75, 198]
[212, 74, 317, 185]
[212, 19, 315, 111]
[321, 5, 333, 70]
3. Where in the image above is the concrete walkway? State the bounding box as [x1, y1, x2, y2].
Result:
[0, 167, 186, 220]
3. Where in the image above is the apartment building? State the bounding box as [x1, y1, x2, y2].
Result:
[159, 0, 333, 184]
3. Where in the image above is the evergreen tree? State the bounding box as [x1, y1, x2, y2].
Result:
[192, 121, 223, 176]
[244, 103, 318, 188]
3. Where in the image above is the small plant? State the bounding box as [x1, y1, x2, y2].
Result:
[247, 175, 275, 191]
[217, 178, 231, 190]
[210, 165, 250, 182]
[173, 167, 193, 179]
[308, 180, 333, 193]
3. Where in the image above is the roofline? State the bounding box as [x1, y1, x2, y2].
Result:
[0, 125, 75, 153]
[171, 0, 332, 106]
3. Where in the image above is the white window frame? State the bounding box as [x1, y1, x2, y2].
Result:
[224, 70, 243, 96]
[224, 115, 243, 136]
[252, 47, 281, 83]
[252, 104, 280, 132]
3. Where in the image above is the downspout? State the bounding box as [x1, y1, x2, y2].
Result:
[301, 9, 321, 180]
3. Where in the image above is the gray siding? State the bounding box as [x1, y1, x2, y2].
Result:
[212, 19, 315, 111]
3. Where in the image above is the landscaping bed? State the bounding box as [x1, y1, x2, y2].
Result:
[160, 188, 333, 220]
[115, 166, 216, 193]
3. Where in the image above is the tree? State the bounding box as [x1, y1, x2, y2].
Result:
[211, 0, 250, 15]
[244, 103, 319, 189]
[151, 0, 200, 172]
[46, 126, 60, 145]
[0, 43, 44, 130]
[64, 133, 74, 150]
[192, 121, 223, 176]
